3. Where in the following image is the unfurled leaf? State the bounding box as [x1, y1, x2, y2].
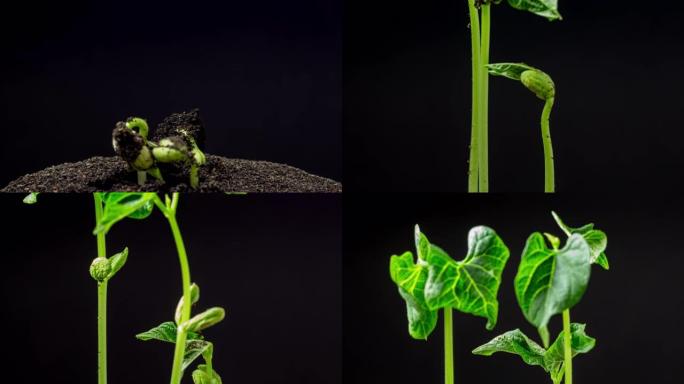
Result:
[422, 226, 510, 330]
[472, 329, 546, 366]
[127, 199, 154, 219]
[487, 63, 535, 81]
[183, 340, 212, 371]
[389, 251, 437, 339]
[176, 283, 201, 325]
[514, 233, 591, 346]
[544, 323, 595, 382]
[23, 193, 39, 204]
[94, 193, 157, 234]
[136, 321, 202, 343]
[505, 0, 562, 21]
[107, 247, 128, 279]
[473, 323, 595, 384]
[552, 211, 609, 270]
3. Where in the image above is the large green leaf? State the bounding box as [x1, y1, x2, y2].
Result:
[94, 193, 157, 234]
[505, 0, 561, 21]
[552, 211, 609, 270]
[389, 250, 437, 340]
[514, 233, 591, 345]
[473, 323, 595, 384]
[422, 226, 510, 330]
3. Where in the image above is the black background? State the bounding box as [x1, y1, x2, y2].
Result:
[344, 193, 681, 383]
[344, 1, 684, 192]
[2, 193, 341, 383]
[0, 0, 341, 186]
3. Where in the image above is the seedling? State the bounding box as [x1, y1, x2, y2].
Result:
[113, 116, 207, 188]
[389, 225, 509, 384]
[25, 192, 226, 384]
[473, 212, 609, 383]
[488, 63, 557, 192]
[465, 0, 561, 192]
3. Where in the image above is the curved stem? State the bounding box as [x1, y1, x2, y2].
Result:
[478, 4, 491, 192]
[444, 308, 454, 384]
[94, 194, 107, 384]
[167, 193, 193, 384]
[541, 97, 555, 193]
[562, 309, 572, 384]
[466, 0, 480, 192]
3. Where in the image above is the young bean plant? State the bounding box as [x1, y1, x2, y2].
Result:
[473, 212, 609, 384]
[389, 225, 509, 384]
[465, 0, 561, 192]
[488, 63, 557, 192]
[24, 192, 226, 384]
[113, 116, 207, 188]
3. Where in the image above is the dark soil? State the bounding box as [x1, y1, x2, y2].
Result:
[1, 155, 341, 193]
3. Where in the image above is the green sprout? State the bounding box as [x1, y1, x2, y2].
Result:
[473, 212, 609, 384]
[389, 225, 510, 384]
[487, 63, 557, 192]
[113, 117, 207, 189]
[465, 0, 561, 192]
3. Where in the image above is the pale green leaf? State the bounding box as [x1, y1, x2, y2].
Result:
[472, 329, 546, 366]
[183, 340, 212, 371]
[136, 321, 202, 343]
[23, 193, 39, 204]
[506, 0, 562, 21]
[487, 62, 536, 81]
[422, 226, 510, 330]
[552, 211, 609, 270]
[389, 251, 437, 340]
[107, 247, 128, 279]
[514, 233, 591, 340]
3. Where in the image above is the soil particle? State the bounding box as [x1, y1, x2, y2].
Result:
[1, 155, 341, 193]
[151, 109, 205, 148]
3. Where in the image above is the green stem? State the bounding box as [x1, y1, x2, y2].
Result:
[478, 4, 491, 193]
[563, 309, 572, 384]
[94, 194, 107, 384]
[444, 308, 454, 384]
[137, 171, 147, 186]
[541, 97, 555, 193]
[466, 0, 481, 192]
[165, 193, 193, 384]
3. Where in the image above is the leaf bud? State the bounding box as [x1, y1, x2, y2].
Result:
[175, 283, 201, 324]
[520, 69, 555, 100]
[90, 257, 111, 282]
[184, 307, 225, 332]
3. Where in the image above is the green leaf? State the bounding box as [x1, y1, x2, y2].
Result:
[473, 323, 595, 384]
[472, 329, 546, 366]
[552, 211, 609, 270]
[422, 226, 510, 330]
[414, 224, 430, 261]
[23, 193, 39, 204]
[136, 321, 202, 343]
[505, 0, 562, 21]
[487, 62, 536, 81]
[514, 233, 591, 344]
[544, 323, 596, 382]
[183, 340, 212, 371]
[184, 307, 226, 332]
[176, 283, 201, 325]
[107, 247, 128, 280]
[193, 364, 222, 384]
[389, 251, 437, 340]
[127, 199, 154, 219]
[94, 193, 157, 234]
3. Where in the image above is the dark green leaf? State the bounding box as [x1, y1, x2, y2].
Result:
[23, 193, 39, 204]
[423, 226, 510, 330]
[544, 323, 596, 382]
[487, 62, 536, 81]
[505, 0, 562, 21]
[107, 247, 128, 279]
[94, 193, 157, 234]
[514, 233, 591, 345]
[552, 211, 609, 270]
[472, 329, 546, 366]
[389, 251, 437, 340]
[136, 321, 202, 343]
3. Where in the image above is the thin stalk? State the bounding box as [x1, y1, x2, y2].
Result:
[562, 309, 573, 384]
[444, 308, 454, 384]
[478, 4, 491, 192]
[541, 97, 555, 193]
[165, 194, 193, 384]
[94, 194, 107, 384]
[466, 0, 481, 192]
[137, 171, 147, 186]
